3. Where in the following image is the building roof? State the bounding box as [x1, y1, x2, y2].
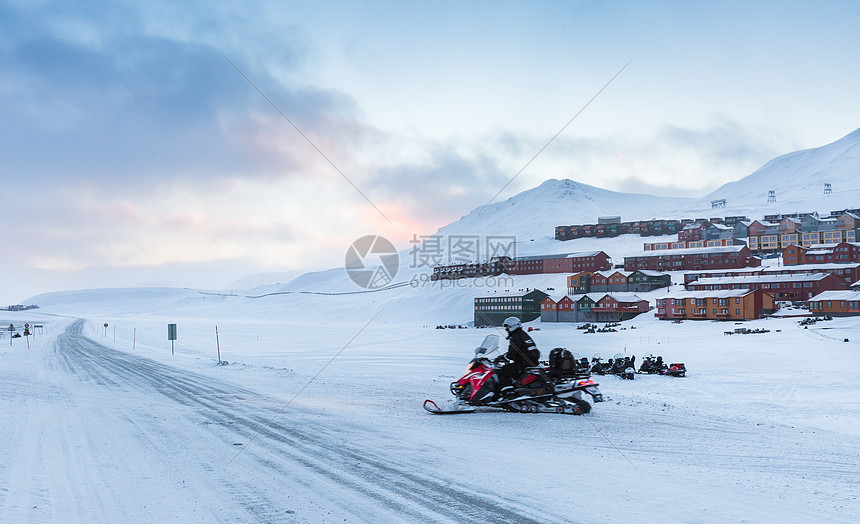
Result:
[634, 269, 669, 277]
[808, 290, 860, 302]
[658, 289, 755, 300]
[542, 294, 568, 304]
[568, 293, 609, 303]
[689, 273, 831, 287]
[515, 251, 604, 262]
[629, 245, 747, 258]
[850, 280, 860, 289]
[685, 262, 860, 277]
[476, 289, 548, 299]
[601, 293, 646, 303]
[595, 270, 632, 278]
[565, 251, 604, 259]
[566, 292, 646, 303]
[709, 223, 733, 230]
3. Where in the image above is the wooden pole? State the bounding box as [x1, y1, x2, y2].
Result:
[215, 325, 221, 362]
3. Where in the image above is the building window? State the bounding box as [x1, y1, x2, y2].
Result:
[736, 309, 740, 314]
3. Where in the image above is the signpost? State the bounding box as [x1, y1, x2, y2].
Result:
[103, 323, 109, 338]
[168, 323, 177, 355]
[7, 324, 13, 347]
[215, 325, 221, 362]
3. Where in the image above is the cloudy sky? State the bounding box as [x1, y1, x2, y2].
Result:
[2, 0, 859, 303]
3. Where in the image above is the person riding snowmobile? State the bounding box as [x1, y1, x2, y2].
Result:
[495, 316, 539, 395]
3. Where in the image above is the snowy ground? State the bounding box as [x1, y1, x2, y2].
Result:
[2, 276, 859, 522]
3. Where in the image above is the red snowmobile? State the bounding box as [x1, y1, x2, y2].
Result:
[424, 335, 602, 415]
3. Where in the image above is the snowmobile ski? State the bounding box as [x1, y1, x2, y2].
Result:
[423, 399, 477, 414]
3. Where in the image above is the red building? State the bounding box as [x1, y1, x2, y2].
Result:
[685, 272, 846, 301]
[747, 220, 781, 237]
[683, 263, 860, 286]
[508, 251, 612, 275]
[782, 242, 860, 265]
[624, 245, 759, 271]
[678, 222, 708, 241]
[595, 293, 650, 321]
[541, 293, 649, 322]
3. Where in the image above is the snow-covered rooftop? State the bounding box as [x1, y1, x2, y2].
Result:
[689, 273, 831, 287]
[630, 245, 747, 258]
[808, 290, 860, 302]
[602, 293, 646, 303]
[658, 289, 755, 299]
[684, 262, 860, 276]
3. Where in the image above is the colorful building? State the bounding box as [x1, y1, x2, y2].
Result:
[508, 252, 612, 275]
[782, 243, 860, 265]
[685, 272, 845, 301]
[541, 293, 649, 323]
[684, 262, 860, 286]
[624, 245, 760, 271]
[655, 289, 775, 320]
[808, 290, 860, 316]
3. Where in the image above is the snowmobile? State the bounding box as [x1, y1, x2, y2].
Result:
[424, 335, 602, 415]
[611, 353, 636, 380]
[664, 362, 687, 377]
[638, 355, 668, 375]
[589, 354, 611, 375]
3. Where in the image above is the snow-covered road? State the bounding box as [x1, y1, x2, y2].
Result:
[1, 320, 554, 523]
[2, 307, 859, 523]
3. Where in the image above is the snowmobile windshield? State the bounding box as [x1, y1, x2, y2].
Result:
[473, 334, 501, 359]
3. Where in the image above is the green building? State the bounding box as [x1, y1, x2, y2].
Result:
[628, 270, 673, 292]
[474, 289, 549, 327]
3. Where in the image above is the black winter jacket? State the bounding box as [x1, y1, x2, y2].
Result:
[505, 328, 538, 372]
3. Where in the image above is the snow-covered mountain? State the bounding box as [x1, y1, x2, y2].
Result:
[670, 127, 860, 217]
[433, 127, 860, 249]
[436, 178, 692, 241]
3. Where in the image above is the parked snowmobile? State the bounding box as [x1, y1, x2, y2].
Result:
[639, 355, 668, 374]
[424, 335, 602, 415]
[590, 354, 612, 375]
[664, 362, 687, 377]
[608, 353, 635, 380]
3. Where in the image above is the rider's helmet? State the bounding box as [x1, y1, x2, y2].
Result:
[502, 316, 522, 332]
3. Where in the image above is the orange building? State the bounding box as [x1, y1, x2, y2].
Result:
[808, 291, 860, 316]
[655, 289, 774, 320]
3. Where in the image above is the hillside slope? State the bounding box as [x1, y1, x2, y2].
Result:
[670, 127, 860, 217]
